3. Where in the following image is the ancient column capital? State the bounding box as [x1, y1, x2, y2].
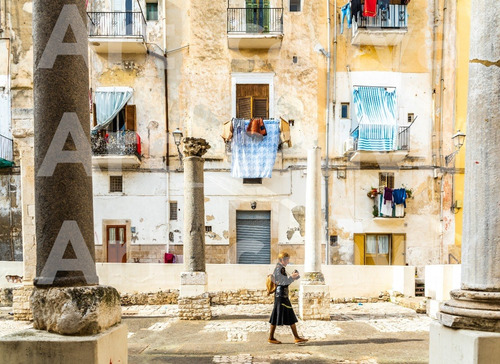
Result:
[182, 137, 211, 157]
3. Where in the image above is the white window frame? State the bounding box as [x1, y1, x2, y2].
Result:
[231, 73, 275, 119]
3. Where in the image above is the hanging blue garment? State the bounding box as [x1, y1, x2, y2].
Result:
[393, 188, 407, 208]
[352, 86, 398, 151]
[340, 2, 351, 34]
[231, 119, 280, 178]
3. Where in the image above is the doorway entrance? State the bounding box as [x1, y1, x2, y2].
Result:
[106, 225, 127, 262]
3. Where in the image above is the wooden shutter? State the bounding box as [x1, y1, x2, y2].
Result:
[92, 103, 97, 127]
[354, 234, 365, 265]
[125, 104, 136, 131]
[391, 234, 406, 265]
[237, 97, 252, 119]
[253, 98, 268, 119]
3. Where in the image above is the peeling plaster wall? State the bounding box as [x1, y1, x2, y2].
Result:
[0, 174, 22, 260]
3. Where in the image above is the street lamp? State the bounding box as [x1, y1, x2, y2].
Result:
[445, 130, 466, 165]
[172, 128, 183, 166]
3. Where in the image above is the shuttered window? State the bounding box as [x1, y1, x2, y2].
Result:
[237, 97, 252, 119]
[379, 172, 394, 189]
[125, 104, 137, 131]
[236, 211, 271, 264]
[236, 84, 269, 119]
[169, 201, 178, 221]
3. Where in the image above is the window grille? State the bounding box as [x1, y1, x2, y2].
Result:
[170, 201, 178, 221]
[110, 176, 123, 192]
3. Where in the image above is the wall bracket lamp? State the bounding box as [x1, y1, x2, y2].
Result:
[445, 130, 466, 165]
[172, 128, 184, 166]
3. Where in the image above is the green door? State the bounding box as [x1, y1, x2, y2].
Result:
[246, 0, 270, 33]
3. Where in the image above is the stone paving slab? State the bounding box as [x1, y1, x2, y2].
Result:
[1, 303, 431, 363]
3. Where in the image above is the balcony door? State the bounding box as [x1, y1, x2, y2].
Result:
[107, 225, 127, 263]
[246, 0, 270, 33]
[113, 0, 133, 35]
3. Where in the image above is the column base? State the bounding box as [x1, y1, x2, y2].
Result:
[13, 285, 34, 321]
[429, 321, 500, 364]
[439, 289, 500, 332]
[298, 284, 330, 321]
[0, 323, 127, 364]
[31, 285, 122, 335]
[179, 272, 211, 320]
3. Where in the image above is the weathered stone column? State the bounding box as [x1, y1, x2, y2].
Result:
[299, 147, 330, 320]
[178, 137, 212, 320]
[429, 1, 500, 362]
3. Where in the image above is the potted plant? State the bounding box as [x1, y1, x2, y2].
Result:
[367, 187, 379, 198]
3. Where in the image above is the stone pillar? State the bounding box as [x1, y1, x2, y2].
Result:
[299, 147, 330, 320]
[29, 0, 123, 331]
[430, 1, 500, 362]
[178, 138, 212, 320]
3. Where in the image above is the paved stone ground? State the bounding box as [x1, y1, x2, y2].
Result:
[0, 303, 432, 363]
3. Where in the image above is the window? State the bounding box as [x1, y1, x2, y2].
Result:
[236, 84, 269, 119]
[243, 178, 262, 184]
[205, 226, 212, 233]
[407, 113, 414, 123]
[341, 103, 350, 118]
[110, 176, 123, 193]
[169, 201, 178, 221]
[353, 233, 406, 266]
[290, 0, 301, 12]
[379, 172, 394, 189]
[146, 1, 158, 21]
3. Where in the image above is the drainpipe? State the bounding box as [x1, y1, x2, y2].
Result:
[324, 0, 332, 265]
[163, 0, 170, 254]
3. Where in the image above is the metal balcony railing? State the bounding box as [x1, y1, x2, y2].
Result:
[0, 134, 13, 162]
[227, 8, 283, 33]
[353, 4, 407, 29]
[87, 11, 147, 41]
[350, 125, 410, 151]
[91, 131, 142, 159]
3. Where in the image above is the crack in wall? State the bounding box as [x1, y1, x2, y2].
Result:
[470, 58, 500, 68]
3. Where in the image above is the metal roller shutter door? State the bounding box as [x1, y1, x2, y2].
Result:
[236, 211, 271, 264]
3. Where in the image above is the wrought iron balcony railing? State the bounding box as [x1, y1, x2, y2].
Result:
[350, 125, 410, 152]
[227, 8, 283, 33]
[0, 134, 13, 163]
[91, 131, 142, 159]
[353, 4, 408, 29]
[87, 11, 147, 41]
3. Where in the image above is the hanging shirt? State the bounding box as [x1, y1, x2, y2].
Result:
[363, 0, 377, 17]
[393, 188, 407, 208]
[340, 2, 352, 34]
[351, 0, 362, 22]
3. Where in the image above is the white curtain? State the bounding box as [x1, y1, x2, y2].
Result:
[92, 87, 133, 131]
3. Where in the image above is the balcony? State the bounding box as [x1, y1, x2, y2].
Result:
[0, 134, 14, 168]
[345, 126, 410, 164]
[91, 131, 142, 168]
[351, 4, 408, 46]
[87, 11, 147, 53]
[227, 7, 283, 49]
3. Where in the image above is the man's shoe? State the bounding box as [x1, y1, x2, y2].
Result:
[294, 337, 308, 344]
[268, 338, 282, 344]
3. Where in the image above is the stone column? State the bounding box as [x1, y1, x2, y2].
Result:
[30, 0, 121, 337]
[429, 1, 500, 362]
[178, 137, 212, 320]
[299, 147, 330, 320]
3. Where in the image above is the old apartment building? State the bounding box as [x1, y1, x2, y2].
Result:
[0, 0, 466, 274]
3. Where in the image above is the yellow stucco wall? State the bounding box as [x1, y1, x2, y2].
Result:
[453, 0, 470, 249]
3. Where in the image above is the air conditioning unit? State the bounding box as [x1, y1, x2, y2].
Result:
[343, 137, 354, 154]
